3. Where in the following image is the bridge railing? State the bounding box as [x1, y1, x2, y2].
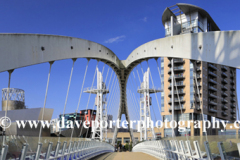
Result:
[133, 135, 240, 160]
[0, 136, 114, 159]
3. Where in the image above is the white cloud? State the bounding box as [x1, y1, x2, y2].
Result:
[141, 17, 147, 22]
[104, 35, 126, 43]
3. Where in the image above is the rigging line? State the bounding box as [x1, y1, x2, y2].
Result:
[105, 76, 118, 119]
[3, 69, 14, 146]
[111, 83, 120, 120]
[147, 61, 162, 120]
[173, 74, 189, 141]
[85, 102, 96, 138]
[79, 61, 99, 137]
[132, 71, 141, 85]
[108, 81, 120, 123]
[146, 61, 162, 135]
[111, 84, 120, 124]
[155, 57, 175, 138]
[129, 77, 140, 119]
[104, 67, 110, 84]
[127, 90, 138, 126]
[101, 63, 106, 77]
[140, 62, 144, 75]
[58, 58, 77, 142]
[136, 67, 142, 87]
[38, 62, 54, 143]
[107, 70, 114, 89]
[128, 90, 140, 123]
[70, 59, 90, 142]
[129, 76, 141, 119]
[155, 58, 170, 118]
[193, 67, 208, 142]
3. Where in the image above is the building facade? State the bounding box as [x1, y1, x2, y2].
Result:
[161, 4, 237, 137]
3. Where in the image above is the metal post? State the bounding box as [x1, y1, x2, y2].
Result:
[35, 143, 42, 160]
[45, 142, 53, 159]
[171, 16, 173, 36]
[20, 143, 28, 160]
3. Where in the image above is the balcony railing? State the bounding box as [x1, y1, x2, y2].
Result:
[209, 107, 217, 113]
[221, 79, 227, 84]
[221, 72, 227, 77]
[221, 98, 228, 103]
[231, 104, 236, 108]
[230, 86, 235, 91]
[209, 71, 217, 77]
[208, 64, 217, 70]
[209, 79, 217, 84]
[181, 20, 204, 33]
[231, 98, 236, 102]
[222, 105, 228, 110]
[221, 85, 228, 91]
[221, 66, 228, 71]
[169, 105, 186, 111]
[221, 92, 228, 97]
[209, 86, 217, 92]
[174, 66, 184, 70]
[209, 93, 217, 99]
[231, 110, 236, 114]
[230, 92, 236, 96]
[209, 100, 217, 106]
[222, 112, 228, 116]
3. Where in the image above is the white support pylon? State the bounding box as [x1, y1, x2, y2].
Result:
[84, 68, 109, 141]
[138, 68, 161, 141]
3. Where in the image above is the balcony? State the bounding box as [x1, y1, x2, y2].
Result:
[221, 66, 228, 71]
[230, 92, 236, 97]
[231, 104, 236, 108]
[209, 78, 217, 85]
[230, 80, 235, 84]
[230, 73, 233, 78]
[209, 107, 217, 113]
[168, 82, 185, 89]
[209, 100, 217, 106]
[168, 74, 185, 82]
[196, 61, 201, 64]
[168, 98, 185, 104]
[231, 110, 236, 114]
[222, 105, 228, 110]
[195, 82, 201, 87]
[221, 98, 228, 103]
[196, 66, 201, 72]
[209, 93, 217, 99]
[222, 112, 228, 116]
[196, 74, 201, 79]
[168, 90, 185, 97]
[209, 86, 217, 92]
[221, 92, 228, 97]
[221, 85, 228, 91]
[169, 105, 186, 111]
[230, 86, 235, 91]
[209, 71, 217, 77]
[208, 64, 217, 70]
[231, 98, 236, 102]
[231, 115, 236, 120]
[221, 72, 227, 78]
[168, 59, 185, 66]
[221, 78, 227, 84]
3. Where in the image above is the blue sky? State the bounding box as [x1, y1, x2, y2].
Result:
[0, 0, 239, 121]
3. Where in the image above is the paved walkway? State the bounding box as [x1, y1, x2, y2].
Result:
[90, 152, 158, 160]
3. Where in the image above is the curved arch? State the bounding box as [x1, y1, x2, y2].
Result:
[0, 34, 121, 73]
[125, 31, 240, 69]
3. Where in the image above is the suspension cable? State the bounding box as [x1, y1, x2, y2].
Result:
[173, 74, 189, 141]
[193, 64, 208, 142]
[79, 61, 99, 137]
[58, 58, 76, 142]
[38, 62, 54, 143]
[155, 58, 176, 138]
[70, 59, 89, 142]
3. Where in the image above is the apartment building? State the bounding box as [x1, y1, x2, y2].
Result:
[160, 3, 237, 136]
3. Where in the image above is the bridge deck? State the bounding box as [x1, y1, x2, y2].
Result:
[89, 152, 158, 160]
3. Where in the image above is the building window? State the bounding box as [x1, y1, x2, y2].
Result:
[123, 138, 130, 143]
